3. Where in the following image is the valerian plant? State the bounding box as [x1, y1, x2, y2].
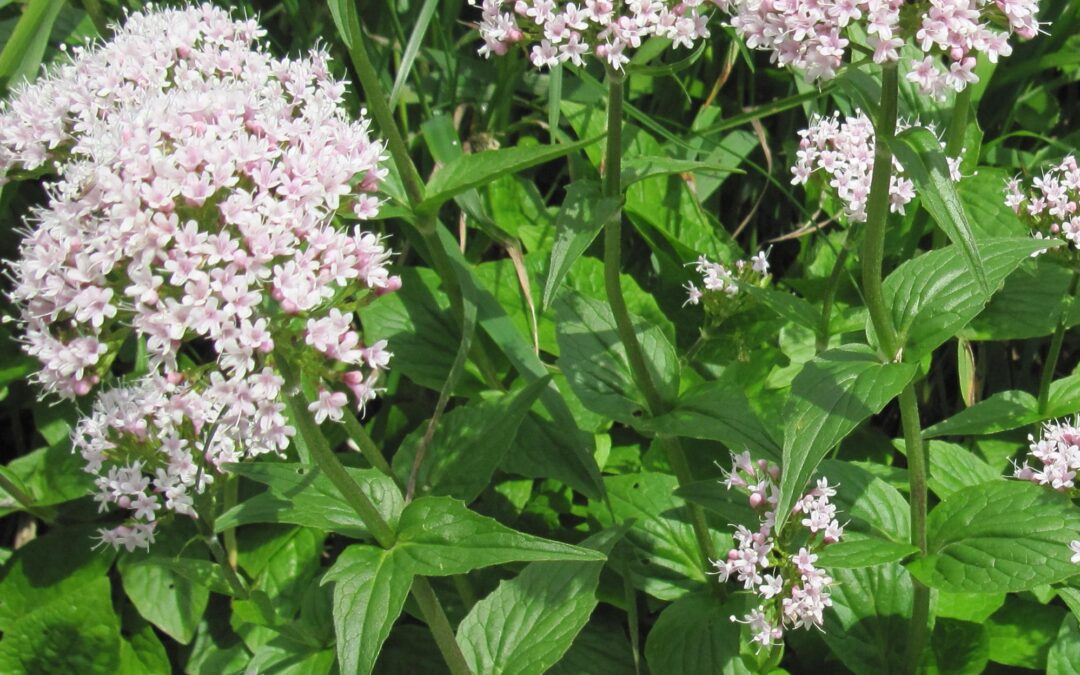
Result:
[0, 0, 1078, 673]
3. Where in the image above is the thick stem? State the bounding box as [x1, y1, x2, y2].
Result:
[899, 383, 929, 673]
[602, 69, 715, 566]
[1038, 269, 1080, 413]
[411, 577, 474, 675]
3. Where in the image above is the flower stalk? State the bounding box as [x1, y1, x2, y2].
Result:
[602, 67, 716, 565]
[859, 63, 930, 674]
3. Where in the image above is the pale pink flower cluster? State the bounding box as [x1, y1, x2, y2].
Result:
[2, 5, 398, 548]
[791, 111, 961, 222]
[684, 250, 770, 306]
[713, 451, 843, 648]
[1014, 417, 1080, 491]
[1004, 155, 1080, 250]
[715, 0, 1040, 96]
[471, 0, 712, 71]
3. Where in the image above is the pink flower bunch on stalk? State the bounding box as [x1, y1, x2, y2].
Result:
[471, 0, 712, 70]
[715, 0, 1041, 96]
[1004, 155, 1080, 249]
[1013, 418, 1080, 566]
[2, 4, 398, 550]
[713, 451, 845, 648]
[684, 250, 770, 306]
[791, 111, 962, 222]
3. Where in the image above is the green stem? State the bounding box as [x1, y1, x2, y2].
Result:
[204, 530, 251, 600]
[944, 86, 972, 159]
[1037, 269, 1080, 413]
[817, 229, 854, 353]
[860, 64, 930, 673]
[0, 472, 55, 523]
[602, 68, 715, 566]
[224, 474, 239, 569]
[411, 577, 474, 675]
[343, 410, 395, 477]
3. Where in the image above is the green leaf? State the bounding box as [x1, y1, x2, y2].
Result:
[555, 291, 679, 423]
[889, 127, 988, 295]
[907, 481, 1080, 592]
[248, 638, 334, 674]
[822, 563, 913, 675]
[620, 156, 742, 186]
[1049, 615, 1080, 675]
[120, 547, 210, 645]
[326, 0, 361, 49]
[394, 496, 605, 576]
[237, 526, 326, 629]
[926, 373, 1080, 437]
[392, 377, 550, 503]
[927, 619, 989, 675]
[217, 463, 403, 539]
[127, 557, 234, 596]
[926, 441, 1001, 498]
[644, 592, 752, 675]
[675, 480, 759, 531]
[821, 460, 911, 543]
[387, 0, 437, 107]
[418, 136, 601, 214]
[456, 528, 623, 675]
[986, 596, 1065, 669]
[0, 524, 115, 631]
[541, 181, 621, 311]
[777, 345, 917, 529]
[935, 591, 1006, 623]
[0, 0, 64, 89]
[118, 613, 171, 675]
[0, 576, 121, 674]
[965, 258, 1080, 340]
[815, 536, 919, 569]
[881, 237, 1057, 360]
[605, 472, 715, 600]
[548, 618, 636, 675]
[637, 380, 781, 460]
[956, 168, 1028, 239]
[323, 545, 413, 675]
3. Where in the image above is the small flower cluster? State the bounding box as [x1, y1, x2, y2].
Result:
[471, 0, 712, 71]
[684, 250, 770, 307]
[713, 452, 844, 649]
[1004, 155, 1080, 250]
[791, 111, 961, 222]
[2, 5, 397, 548]
[715, 0, 1041, 96]
[1013, 418, 1080, 568]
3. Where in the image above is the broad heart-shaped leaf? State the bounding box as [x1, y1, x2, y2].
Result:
[889, 127, 988, 295]
[604, 472, 719, 601]
[456, 528, 624, 675]
[1049, 615, 1080, 675]
[907, 480, 1080, 592]
[322, 545, 413, 675]
[822, 562, 913, 675]
[777, 344, 917, 530]
[926, 441, 1001, 499]
[644, 592, 753, 675]
[417, 135, 602, 214]
[879, 237, 1057, 361]
[541, 181, 621, 311]
[635, 380, 781, 461]
[0, 576, 121, 674]
[815, 535, 919, 569]
[393, 496, 605, 576]
[925, 373, 1080, 438]
[392, 377, 549, 503]
[217, 462, 403, 539]
[555, 291, 679, 424]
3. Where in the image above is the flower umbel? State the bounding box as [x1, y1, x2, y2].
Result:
[1004, 155, 1080, 251]
[3, 4, 398, 548]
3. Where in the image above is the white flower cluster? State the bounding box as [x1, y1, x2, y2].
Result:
[716, 0, 1041, 96]
[1004, 155, 1080, 250]
[1013, 418, 1080, 568]
[791, 111, 961, 223]
[684, 250, 770, 307]
[2, 4, 398, 550]
[713, 452, 844, 649]
[472, 0, 712, 71]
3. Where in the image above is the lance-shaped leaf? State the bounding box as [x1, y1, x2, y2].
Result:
[323, 545, 413, 675]
[456, 528, 624, 675]
[889, 127, 988, 295]
[879, 237, 1057, 361]
[925, 373, 1080, 438]
[907, 480, 1080, 593]
[542, 181, 621, 311]
[776, 345, 917, 530]
[815, 536, 919, 569]
[418, 136, 601, 214]
[393, 496, 605, 576]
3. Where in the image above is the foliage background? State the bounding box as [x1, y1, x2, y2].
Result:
[0, 0, 1079, 673]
